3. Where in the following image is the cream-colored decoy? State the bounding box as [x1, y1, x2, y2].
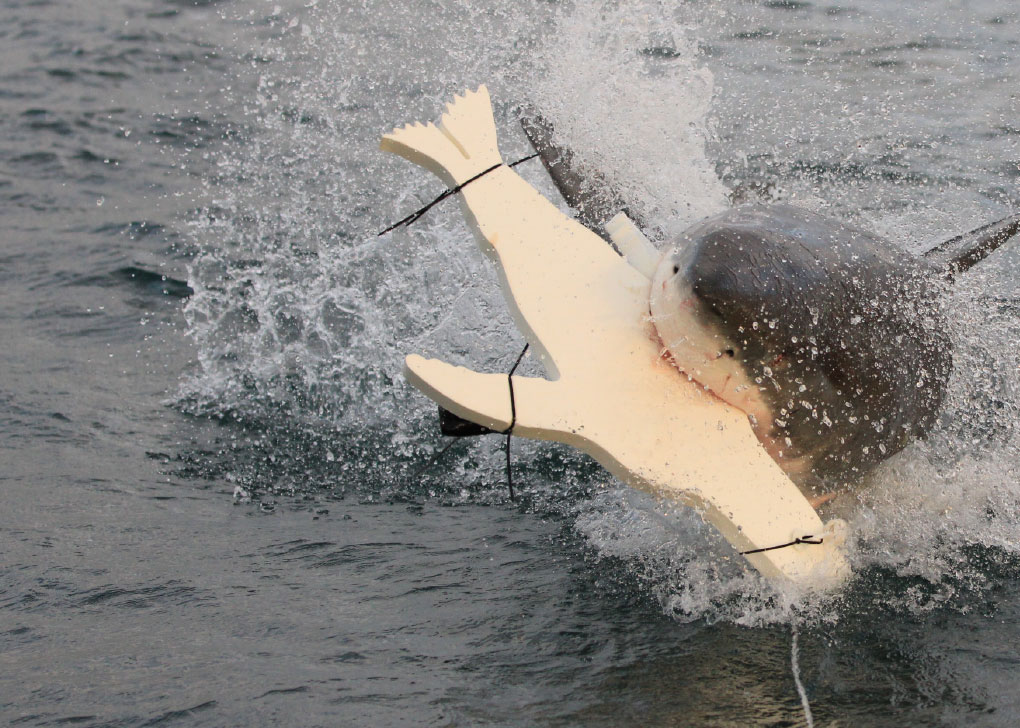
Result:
[381, 86, 849, 590]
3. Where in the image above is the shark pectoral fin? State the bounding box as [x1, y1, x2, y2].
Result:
[404, 355, 573, 438]
[518, 110, 633, 240]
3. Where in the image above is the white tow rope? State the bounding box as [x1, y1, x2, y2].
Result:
[791, 624, 814, 728]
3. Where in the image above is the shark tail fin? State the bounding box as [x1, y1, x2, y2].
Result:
[380, 86, 503, 188]
[923, 211, 1020, 279]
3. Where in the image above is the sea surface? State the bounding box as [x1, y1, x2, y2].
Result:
[3, 0, 1020, 725]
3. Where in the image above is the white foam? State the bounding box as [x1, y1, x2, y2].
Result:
[524, 0, 730, 240]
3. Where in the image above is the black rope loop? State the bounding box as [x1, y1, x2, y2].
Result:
[378, 153, 540, 237]
[740, 535, 823, 556]
[501, 343, 529, 501]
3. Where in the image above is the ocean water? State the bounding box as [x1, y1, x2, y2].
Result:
[3, 0, 1020, 725]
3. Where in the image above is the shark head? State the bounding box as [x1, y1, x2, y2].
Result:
[650, 204, 953, 488]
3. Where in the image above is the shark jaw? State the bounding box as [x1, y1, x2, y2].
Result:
[649, 254, 814, 485]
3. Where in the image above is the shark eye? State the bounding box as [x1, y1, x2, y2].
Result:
[672, 265, 679, 275]
[725, 349, 735, 358]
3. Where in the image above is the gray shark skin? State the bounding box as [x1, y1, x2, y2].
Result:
[521, 111, 1019, 489]
[651, 204, 952, 487]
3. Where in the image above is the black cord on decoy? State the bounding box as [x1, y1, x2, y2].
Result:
[740, 535, 823, 555]
[501, 343, 530, 501]
[379, 153, 539, 237]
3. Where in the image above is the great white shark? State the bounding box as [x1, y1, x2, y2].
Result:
[521, 112, 1020, 500]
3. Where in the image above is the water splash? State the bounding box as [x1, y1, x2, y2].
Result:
[525, 0, 730, 239]
[178, 0, 1020, 627]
